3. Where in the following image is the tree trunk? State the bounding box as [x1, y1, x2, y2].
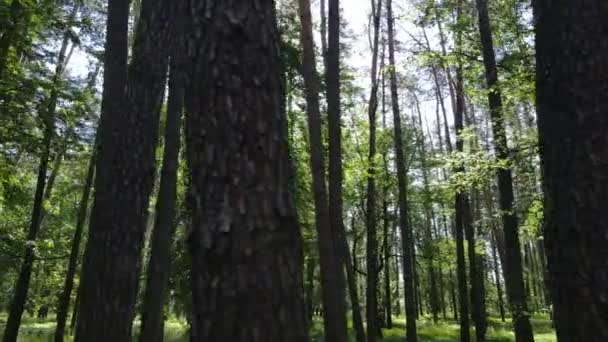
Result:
[184, 2, 308, 341]
[343, 222, 366, 342]
[534, 1, 608, 340]
[386, 0, 417, 340]
[54, 149, 96, 342]
[298, 0, 348, 340]
[475, 1, 535, 340]
[492, 229, 506, 322]
[326, 0, 350, 341]
[365, 1, 382, 340]
[380, 55, 393, 330]
[2, 6, 75, 338]
[139, 56, 184, 342]
[454, 2, 470, 340]
[75, 0, 172, 339]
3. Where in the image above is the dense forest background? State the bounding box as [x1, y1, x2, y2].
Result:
[0, 0, 605, 341]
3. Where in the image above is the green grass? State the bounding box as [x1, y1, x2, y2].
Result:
[312, 316, 556, 342]
[2, 315, 555, 342]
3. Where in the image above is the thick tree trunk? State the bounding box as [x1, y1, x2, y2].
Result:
[386, 0, 417, 340]
[139, 57, 184, 342]
[325, 0, 350, 341]
[2, 7, 75, 339]
[184, 2, 308, 341]
[54, 150, 96, 342]
[298, 0, 348, 341]
[75, 0, 172, 339]
[534, 1, 608, 340]
[475, 1, 535, 341]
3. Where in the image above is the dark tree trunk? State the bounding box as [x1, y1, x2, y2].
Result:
[471, 193, 488, 342]
[54, 149, 96, 342]
[2, 8, 74, 339]
[326, 0, 350, 341]
[454, 2, 470, 340]
[343, 226, 366, 342]
[365, 1, 382, 340]
[387, 0, 417, 340]
[138, 57, 184, 342]
[304, 255, 315, 325]
[534, 1, 608, 340]
[382, 203, 392, 329]
[475, 1, 535, 340]
[492, 229, 506, 322]
[54, 60, 101, 342]
[75, 0, 172, 339]
[380, 58, 392, 330]
[184, 2, 308, 341]
[298, 0, 348, 340]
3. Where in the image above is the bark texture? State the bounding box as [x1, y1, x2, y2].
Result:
[75, 0, 172, 339]
[139, 56, 184, 342]
[534, 1, 608, 341]
[184, 2, 308, 341]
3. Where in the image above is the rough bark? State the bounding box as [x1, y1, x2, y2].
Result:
[386, 0, 417, 340]
[534, 1, 608, 340]
[74, 0, 172, 339]
[139, 57, 184, 342]
[475, 1, 535, 340]
[298, 0, 348, 340]
[184, 2, 308, 341]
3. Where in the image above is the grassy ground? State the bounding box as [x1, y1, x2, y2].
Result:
[311, 316, 556, 342]
[2, 314, 555, 341]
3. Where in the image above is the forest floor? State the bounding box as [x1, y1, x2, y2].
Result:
[1, 314, 555, 341]
[311, 316, 556, 342]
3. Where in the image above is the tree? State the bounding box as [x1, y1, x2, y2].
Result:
[184, 1, 308, 340]
[2, 4, 78, 339]
[297, 0, 348, 341]
[326, 0, 350, 341]
[476, 0, 535, 340]
[365, 0, 382, 340]
[534, 1, 608, 340]
[386, 0, 417, 340]
[138, 56, 184, 342]
[74, 0, 172, 339]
